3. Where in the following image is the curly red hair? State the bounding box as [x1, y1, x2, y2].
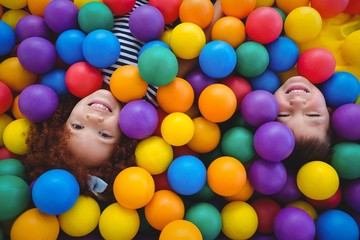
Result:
[23, 95, 138, 201]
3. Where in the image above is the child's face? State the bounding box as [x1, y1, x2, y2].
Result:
[274, 76, 330, 143]
[65, 90, 121, 167]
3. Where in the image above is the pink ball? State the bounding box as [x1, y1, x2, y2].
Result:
[0, 81, 13, 115]
[297, 48, 336, 84]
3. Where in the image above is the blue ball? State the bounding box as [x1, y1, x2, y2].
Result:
[56, 29, 86, 65]
[320, 71, 360, 108]
[167, 155, 207, 196]
[32, 169, 79, 215]
[249, 69, 281, 93]
[41, 68, 69, 97]
[266, 36, 299, 72]
[316, 210, 359, 240]
[82, 29, 121, 68]
[138, 40, 170, 57]
[199, 40, 237, 79]
[0, 20, 16, 56]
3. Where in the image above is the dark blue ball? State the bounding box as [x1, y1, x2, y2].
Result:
[249, 69, 281, 93]
[41, 68, 69, 97]
[266, 36, 299, 72]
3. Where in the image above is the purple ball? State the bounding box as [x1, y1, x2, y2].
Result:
[17, 37, 57, 74]
[18, 84, 59, 122]
[274, 207, 316, 240]
[241, 90, 279, 127]
[129, 5, 165, 42]
[343, 179, 360, 212]
[15, 15, 51, 42]
[44, 0, 79, 33]
[186, 69, 217, 99]
[254, 121, 295, 162]
[331, 103, 360, 141]
[273, 173, 302, 203]
[119, 100, 158, 139]
[248, 159, 287, 195]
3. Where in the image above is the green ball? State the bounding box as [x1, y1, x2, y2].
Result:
[78, 2, 114, 33]
[138, 46, 178, 86]
[0, 158, 26, 179]
[185, 202, 222, 240]
[221, 126, 255, 163]
[235, 41, 269, 77]
[193, 183, 215, 202]
[331, 142, 360, 180]
[0, 175, 30, 221]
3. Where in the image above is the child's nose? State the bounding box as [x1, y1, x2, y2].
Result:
[86, 113, 104, 122]
[289, 97, 306, 106]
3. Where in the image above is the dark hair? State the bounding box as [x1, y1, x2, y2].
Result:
[23, 94, 138, 201]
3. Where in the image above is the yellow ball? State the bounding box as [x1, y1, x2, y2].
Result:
[221, 201, 258, 240]
[3, 118, 31, 155]
[256, 0, 275, 7]
[341, 30, 360, 66]
[0, 0, 27, 9]
[161, 112, 195, 146]
[287, 200, 318, 220]
[99, 203, 140, 240]
[0, 114, 13, 147]
[1, 9, 29, 29]
[284, 6, 322, 43]
[10, 208, 60, 240]
[58, 195, 101, 237]
[135, 136, 173, 175]
[160, 29, 173, 46]
[170, 22, 206, 60]
[186, 116, 221, 153]
[159, 220, 202, 240]
[297, 161, 339, 200]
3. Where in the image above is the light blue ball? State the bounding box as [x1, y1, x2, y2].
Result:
[266, 36, 299, 72]
[56, 29, 86, 65]
[249, 69, 281, 93]
[0, 21, 16, 56]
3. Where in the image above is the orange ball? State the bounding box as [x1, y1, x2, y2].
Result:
[157, 77, 194, 113]
[198, 83, 237, 123]
[159, 220, 202, 240]
[179, 0, 214, 29]
[211, 16, 246, 48]
[144, 190, 185, 230]
[27, 0, 51, 16]
[207, 156, 247, 196]
[225, 178, 254, 202]
[221, 0, 256, 19]
[109, 65, 148, 103]
[275, 0, 311, 14]
[12, 95, 25, 119]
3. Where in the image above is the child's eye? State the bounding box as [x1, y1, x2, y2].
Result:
[99, 131, 113, 139]
[306, 113, 320, 117]
[277, 113, 290, 117]
[71, 123, 84, 129]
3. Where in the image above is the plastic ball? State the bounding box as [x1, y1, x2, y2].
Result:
[297, 161, 339, 200]
[12, 95, 26, 119]
[306, 187, 342, 210]
[0, 114, 13, 147]
[135, 136, 173, 175]
[225, 178, 254, 202]
[32, 169, 80, 215]
[15, 15, 51, 41]
[0, 20, 16, 56]
[343, 179, 360, 212]
[198, 83, 237, 123]
[344, 0, 360, 14]
[41, 68, 69, 97]
[331, 142, 360, 180]
[138, 46, 178, 86]
[235, 41, 269, 77]
[273, 207, 315, 240]
[186, 69, 217, 100]
[207, 156, 247, 196]
[169, 22, 206, 60]
[266, 36, 299, 72]
[77, 2, 114, 33]
[3, 118, 31, 155]
[311, 0, 349, 18]
[256, 0, 276, 7]
[99, 202, 140, 240]
[0, 175, 30, 221]
[0, 0, 27, 9]
[222, 75, 252, 108]
[221, 201, 258, 240]
[0, 158, 26, 179]
[251, 197, 281, 234]
[342, 30, 360, 66]
[316, 210, 359, 240]
[0, 81, 13, 115]
[27, 0, 51, 16]
[17, 37, 56, 74]
[103, 0, 136, 16]
[287, 200, 318, 220]
[297, 48, 336, 84]
[159, 219, 202, 240]
[65, 61, 103, 98]
[167, 155, 207, 195]
[149, 0, 180, 24]
[221, 0, 256, 19]
[58, 195, 101, 237]
[129, 5, 164, 42]
[138, 40, 171, 56]
[10, 208, 60, 240]
[160, 112, 195, 146]
[113, 166, 155, 209]
[254, 121, 295, 162]
[157, 77, 194, 113]
[273, 173, 302, 204]
[179, 0, 214, 29]
[211, 16, 246, 48]
[44, 0, 78, 33]
[199, 40, 237, 79]
[0, 57, 37, 92]
[284, 6, 322, 43]
[145, 190, 185, 230]
[249, 69, 281, 93]
[56, 29, 86, 65]
[1, 9, 29, 29]
[275, 0, 310, 14]
[248, 159, 287, 195]
[221, 126, 255, 164]
[18, 84, 59, 122]
[332, 103, 360, 141]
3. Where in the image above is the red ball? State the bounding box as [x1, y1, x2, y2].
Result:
[0, 81, 13, 115]
[311, 0, 349, 18]
[245, 7, 283, 44]
[152, 172, 172, 191]
[103, 0, 136, 15]
[222, 74, 252, 110]
[149, 0, 181, 24]
[297, 48, 336, 84]
[306, 187, 342, 210]
[344, 0, 360, 14]
[251, 197, 281, 234]
[65, 62, 103, 98]
[0, 147, 17, 160]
